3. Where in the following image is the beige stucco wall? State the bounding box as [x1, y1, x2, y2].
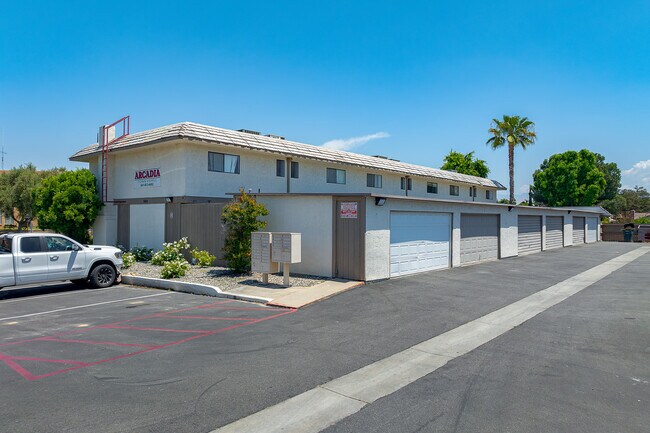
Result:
[257, 196, 334, 278]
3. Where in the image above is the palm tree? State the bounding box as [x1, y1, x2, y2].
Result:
[486, 115, 537, 204]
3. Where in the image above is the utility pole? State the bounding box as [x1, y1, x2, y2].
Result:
[0, 146, 6, 170]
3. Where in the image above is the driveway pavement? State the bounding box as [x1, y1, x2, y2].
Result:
[0, 242, 648, 433]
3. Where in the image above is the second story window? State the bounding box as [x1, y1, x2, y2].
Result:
[450, 185, 459, 196]
[367, 174, 382, 188]
[327, 168, 346, 184]
[400, 177, 412, 190]
[291, 161, 299, 179]
[208, 152, 240, 174]
[276, 160, 285, 177]
[469, 186, 477, 197]
[486, 190, 493, 200]
[427, 182, 438, 194]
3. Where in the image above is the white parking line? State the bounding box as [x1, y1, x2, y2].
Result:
[212, 247, 650, 433]
[0, 292, 175, 321]
[0, 286, 116, 304]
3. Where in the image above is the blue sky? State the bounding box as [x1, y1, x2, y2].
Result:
[1, 1, 649, 200]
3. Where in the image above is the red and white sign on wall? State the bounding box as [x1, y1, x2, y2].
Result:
[340, 202, 358, 219]
[134, 168, 161, 188]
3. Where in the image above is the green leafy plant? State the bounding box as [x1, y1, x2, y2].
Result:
[191, 248, 216, 267]
[130, 245, 154, 262]
[634, 216, 650, 224]
[160, 258, 190, 279]
[151, 237, 190, 265]
[221, 190, 269, 273]
[441, 150, 489, 178]
[33, 169, 103, 243]
[122, 252, 136, 269]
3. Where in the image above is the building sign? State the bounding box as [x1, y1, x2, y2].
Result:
[340, 202, 358, 219]
[134, 168, 161, 188]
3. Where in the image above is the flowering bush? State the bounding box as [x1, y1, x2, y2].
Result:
[151, 237, 190, 265]
[122, 252, 136, 269]
[160, 258, 190, 279]
[130, 246, 154, 262]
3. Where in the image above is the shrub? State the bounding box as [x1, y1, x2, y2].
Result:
[160, 258, 190, 279]
[151, 237, 190, 265]
[221, 190, 268, 273]
[634, 216, 650, 224]
[122, 252, 136, 269]
[191, 248, 216, 267]
[130, 245, 154, 262]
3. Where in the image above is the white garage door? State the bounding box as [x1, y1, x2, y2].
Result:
[586, 217, 598, 243]
[460, 214, 499, 265]
[390, 212, 451, 277]
[572, 217, 585, 245]
[546, 216, 564, 249]
[518, 215, 542, 255]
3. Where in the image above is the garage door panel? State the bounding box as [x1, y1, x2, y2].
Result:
[518, 215, 542, 255]
[460, 214, 500, 265]
[573, 217, 585, 244]
[546, 216, 564, 249]
[586, 217, 598, 243]
[390, 212, 451, 277]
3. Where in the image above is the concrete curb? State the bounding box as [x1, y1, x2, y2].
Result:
[121, 275, 273, 305]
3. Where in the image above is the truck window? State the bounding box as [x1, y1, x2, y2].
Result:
[0, 237, 11, 253]
[46, 236, 77, 252]
[20, 237, 43, 253]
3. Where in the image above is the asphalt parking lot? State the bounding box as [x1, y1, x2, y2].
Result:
[1, 242, 648, 433]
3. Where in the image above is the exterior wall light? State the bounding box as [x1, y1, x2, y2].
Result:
[375, 197, 387, 206]
[166, 197, 173, 203]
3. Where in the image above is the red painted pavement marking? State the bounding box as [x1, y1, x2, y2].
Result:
[0, 304, 296, 381]
[158, 315, 256, 321]
[38, 337, 157, 349]
[98, 325, 212, 333]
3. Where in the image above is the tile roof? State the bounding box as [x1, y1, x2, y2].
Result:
[70, 122, 506, 189]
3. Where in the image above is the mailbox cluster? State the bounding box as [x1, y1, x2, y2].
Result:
[251, 232, 301, 285]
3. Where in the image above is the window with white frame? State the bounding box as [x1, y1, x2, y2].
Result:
[469, 186, 477, 197]
[450, 185, 459, 196]
[367, 174, 382, 188]
[291, 161, 299, 179]
[486, 190, 493, 200]
[427, 182, 438, 194]
[326, 168, 346, 184]
[208, 152, 240, 174]
[400, 177, 412, 190]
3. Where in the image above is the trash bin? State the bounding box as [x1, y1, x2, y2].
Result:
[623, 229, 634, 242]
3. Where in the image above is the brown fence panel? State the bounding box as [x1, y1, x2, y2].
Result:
[179, 203, 228, 266]
[602, 224, 642, 242]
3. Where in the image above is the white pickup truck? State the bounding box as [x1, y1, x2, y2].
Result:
[0, 233, 123, 289]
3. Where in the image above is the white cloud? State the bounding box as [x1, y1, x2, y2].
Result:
[322, 132, 390, 151]
[621, 160, 650, 189]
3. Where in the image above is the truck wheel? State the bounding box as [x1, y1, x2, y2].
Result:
[89, 264, 116, 288]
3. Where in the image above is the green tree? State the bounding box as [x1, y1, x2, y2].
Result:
[441, 150, 490, 178]
[599, 194, 627, 216]
[33, 169, 103, 242]
[221, 190, 269, 273]
[620, 186, 650, 212]
[0, 164, 43, 230]
[594, 153, 621, 201]
[486, 115, 537, 204]
[532, 149, 606, 207]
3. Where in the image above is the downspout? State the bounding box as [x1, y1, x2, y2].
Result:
[405, 175, 410, 197]
[286, 157, 291, 193]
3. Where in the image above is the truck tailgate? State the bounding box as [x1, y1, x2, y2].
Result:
[0, 253, 16, 287]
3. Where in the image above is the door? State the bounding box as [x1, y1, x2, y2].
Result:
[586, 217, 598, 243]
[390, 212, 451, 277]
[518, 215, 542, 255]
[44, 235, 86, 281]
[546, 216, 564, 249]
[460, 214, 500, 265]
[572, 217, 585, 244]
[15, 236, 49, 285]
[334, 199, 365, 280]
[117, 204, 130, 251]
